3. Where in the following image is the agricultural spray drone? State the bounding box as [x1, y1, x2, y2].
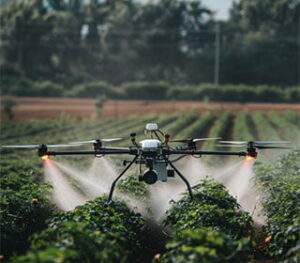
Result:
[1, 123, 291, 203]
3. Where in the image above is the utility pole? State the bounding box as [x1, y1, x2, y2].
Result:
[214, 23, 220, 86]
[298, 15, 300, 85]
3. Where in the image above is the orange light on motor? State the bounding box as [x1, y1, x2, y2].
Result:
[245, 155, 255, 161]
[41, 155, 50, 161]
[245, 153, 256, 161]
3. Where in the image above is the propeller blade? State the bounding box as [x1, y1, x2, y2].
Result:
[69, 140, 97, 145]
[1, 143, 83, 149]
[170, 139, 191, 143]
[219, 141, 247, 145]
[256, 145, 292, 150]
[101, 138, 123, 142]
[171, 137, 221, 143]
[254, 141, 291, 145]
[47, 144, 82, 148]
[193, 137, 221, 142]
[216, 144, 244, 148]
[1, 144, 39, 149]
[70, 138, 123, 145]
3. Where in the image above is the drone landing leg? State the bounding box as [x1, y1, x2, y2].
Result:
[107, 155, 138, 204]
[165, 159, 194, 200]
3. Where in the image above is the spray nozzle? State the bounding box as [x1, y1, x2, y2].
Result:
[41, 155, 50, 161]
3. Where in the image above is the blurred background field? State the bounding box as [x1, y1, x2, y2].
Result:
[0, 0, 299, 113]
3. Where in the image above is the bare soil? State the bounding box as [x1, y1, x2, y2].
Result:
[1, 97, 299, 121]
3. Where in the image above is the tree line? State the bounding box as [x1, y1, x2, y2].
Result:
[0, 0, 299, 93]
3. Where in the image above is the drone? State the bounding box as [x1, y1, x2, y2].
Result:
[1, 123, 292, 203]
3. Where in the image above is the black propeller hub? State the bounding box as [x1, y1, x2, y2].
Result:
[38, 144, 48, 156]
[93, 139, 102, 151]
[247, 143, 257, 158]
[187, 139, 196, 150]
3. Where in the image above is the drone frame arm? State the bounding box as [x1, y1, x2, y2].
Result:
[45, 148, 138, 156]
[165, 149, 247, 157]
[164, 157, 194, 200]
[107, 155, 139, 203]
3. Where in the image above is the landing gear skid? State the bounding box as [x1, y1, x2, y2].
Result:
[165, 158, 194, 200]
[106, 155, 138, 204]
[106, 155, 193, 204]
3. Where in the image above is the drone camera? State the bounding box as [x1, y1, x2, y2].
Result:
[139, 170, 158, 184]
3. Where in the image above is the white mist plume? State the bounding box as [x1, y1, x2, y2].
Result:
[148, 156, 208, 220]
[43, 155, 266, 224]
[87, 158, 118, 193]
[53, 160, 106, 198]
[46, 157, 147, 215]
[211, 159, 266, 224]
[43, 160, 87, 211]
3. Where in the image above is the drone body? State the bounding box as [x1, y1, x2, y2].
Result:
[1, 122, 292, 203]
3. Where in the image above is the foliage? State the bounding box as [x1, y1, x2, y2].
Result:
[202, 112, 232, 151]
[232, 112, 254, 141]
[167, 84, 299, 102]
[1, 0, 299, 86]
[1, 97, 16, 120]
[164, 178, 253, 240]
[64, 81, 119, 98]
[0, 116, 77, 140]
[14, 196, 147, 262]
[164, 111, 198, 136]
[160, 228, 251, 263]
[2, 79, 300, 103]
[3, 79, 63, 97]
[177, 112, 215, 139]
[251, 112, 281, 141]
[1, 113, 299, 262]
[162, 178, 254, 262]
[267, 111, 299, 141]
[254, 153, 300, 262]
[121, 82, 169, 100]
[0, 157, 54, 258]
[118, 172, 149, 199]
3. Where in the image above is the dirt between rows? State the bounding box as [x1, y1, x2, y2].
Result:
[1, 97, 299, 120]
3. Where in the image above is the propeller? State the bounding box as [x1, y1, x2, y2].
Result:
[216, 144, 244, 148]
[218, 140, 291, 150]
[69, 138, 123, 145]
[1, 144, 81, 149]
[255, 145, 292, 150]
[219, 140, 290, 145]
[171, 137, 221, 143]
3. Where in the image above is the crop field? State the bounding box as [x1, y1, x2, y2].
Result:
[1, 110, 300, 262]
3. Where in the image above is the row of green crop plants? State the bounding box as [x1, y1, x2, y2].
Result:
[3, 79, 300, 102]
[2, 110, 299, 148]
[2, 151, 298, 262]
[1, 112, 299, 262]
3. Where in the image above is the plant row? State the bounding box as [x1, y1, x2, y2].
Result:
[254, 152, 300, 262]
[160, 178, 254, 262]
[3, 80, 300, 102]
[0, 156, 54, 259]
[12, 197, 148, 262]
